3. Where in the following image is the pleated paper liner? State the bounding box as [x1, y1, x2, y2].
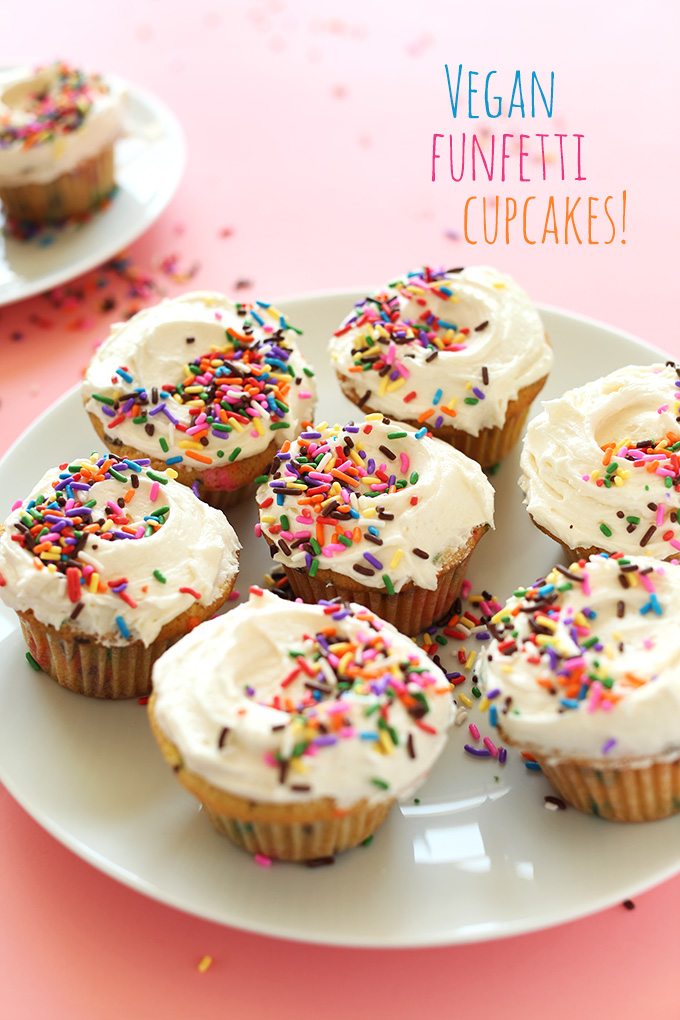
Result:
[17, 580, 235, 699]
[0, 145, 115, 223]
[337, 373, 549, 469]
[535, 754, 680, 823]
[275, 526, 488, 636]
[148, 694, 394, 861]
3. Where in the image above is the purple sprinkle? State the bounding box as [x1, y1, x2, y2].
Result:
[149, 402, 166, 416]
[245, 686, 256, 696]
[602, 738, 617, 754]
[498, 747, 507, 764]
[161, 406, 179, 425]
[101, 405, 116, 418]
[434, 416, 444, 428]
[314, 734, 338, 747]
[472, 387, 486, 400]
[485, 688, 501, 700]
[363, 552, 383, 570]
[464, 744, 492, 757]
[475, 632, 491, 641]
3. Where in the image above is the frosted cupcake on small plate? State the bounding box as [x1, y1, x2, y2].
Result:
[148, 587, 457, 860]
[329, 265, 553, 467]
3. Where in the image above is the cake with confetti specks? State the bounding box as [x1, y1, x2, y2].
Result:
[148, 587, 457, 861]
[478, 554, 680, 821]
[0, 454, 240, 698]
[82, 291, 317, 512]
[328, 265, 553, 467]
[0, 61, 124, 223]
[520, 363, 680, 561]
[255, 413, 494, 634]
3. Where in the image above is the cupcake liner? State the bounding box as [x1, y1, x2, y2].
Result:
[279, 533, 484, 635]
[0, 145, 115, 223]
[338, 374, 548, 468]
[202, 798, 394, 861]
[534, 754, 680, 823]
[87, 408, 277, 512]
[17, 579, 235, 699]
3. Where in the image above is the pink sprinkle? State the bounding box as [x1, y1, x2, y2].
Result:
[656, 504, 666, 527]
[671, 540, 680, 551]
[639, 572, 655, 593]
[254, 523, 262, 537]
[587, 680, 603, 713]
[263, 752, 277, 767]
[254, 853, 272, 868]
[149, 481, 160, 502]
[581, 573, 591, 596]
[468, 723, 480, 740]
[400, 452, 409, 475]
[461, 579, 472, 598]
[483, 736, 498, 756]
[581, 474, 590, 482]
[299, 391, 312, 399]
[658, 404, 669, 414]
[227, 590, 240, 600]
[11, 500, 22, 511]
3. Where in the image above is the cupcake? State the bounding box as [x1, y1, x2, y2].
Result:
[479, 554, 680, 821]
[520, 362, 680, 561]
[328, 265, 553, 467]
[255, 414, 494, 634]
[82, 291, 317, 512]
[0, 454, 240, 698]
[148, 587, 457, 860]
[0, 61, 124, 224]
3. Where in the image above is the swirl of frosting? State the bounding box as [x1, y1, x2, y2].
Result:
[0, 62, 124, 186]
[328, 265, 552, 436]
[478, 555, 680, 762]
[151, 588, 456, 808]
[82, 291, 317, 475]
[0, 454, 240, 646]
[256, 414, 494, 591]
[520, 363, 680, 559]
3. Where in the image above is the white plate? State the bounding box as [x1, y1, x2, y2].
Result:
[0, 293, 678, 948]
[0, 69, 185, 306]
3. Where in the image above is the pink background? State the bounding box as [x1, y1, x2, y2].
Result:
[1, 2, 679, 1017]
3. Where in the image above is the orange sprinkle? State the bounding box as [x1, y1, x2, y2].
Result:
[417, 408, 434, 423]
[185, 451, 213, 464]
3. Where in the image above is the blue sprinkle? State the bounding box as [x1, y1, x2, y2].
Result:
[433, 388, 443, 406]
[525, 761, 542, 771]
[250, 310, 265, 326]
[115, 616, 130, 639]
[415, 427, 427, 439]
[560, 698, 579, 709]
[116, 367, 134, 383]
[165, 456, 183, 465]
[489, 704, 498, 727]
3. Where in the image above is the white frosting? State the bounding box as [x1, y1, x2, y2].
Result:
[0, 456, 240, 646]
[479, 555, 680, 763]
[82, 292, 317, 477]
[520, 363, 680, 559]
[328, 266, 553, 436]
[256, 416, 495, 591]
[151, 589, 456, 807]
[0, 64, 124, 186]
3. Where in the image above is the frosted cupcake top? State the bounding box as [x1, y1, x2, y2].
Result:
[479, 554, 680, 763]
[0, 455, 240, 646]
[520, 363, 680, 559]
[256, 414, 495, 592]
[0, 62, 124, 186]
[82, 291, 317, 475]
[151, 588, 456, 808]
[329, 265, 552, 437]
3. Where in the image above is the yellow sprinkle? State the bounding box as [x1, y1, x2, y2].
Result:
[316, 421, 329, 433]
[228, 417, 244, 433]
[378, 730, 394, 754]
[535, 614, 557, 631]
[260, 515, 276, 524]
[446, 398, 458, 409]
[378, 375, 389, 397]
[478, 697, 490, 712]
[591, 470, 600, 481]
[627, 572, 638, 585]
[253, 418, 265, 436]
[465, 381, 473, 390]
[458, 693, 473, 708]
[101, 520, 114, 533]
[178, 440, 205, 450]
[422, 633, 432, 647]
[362, 507, 376, 518]
[613, 476, 623, 487]
[574, 612, 589, 627]
[465, 651, 476, 670]
[493, 281, 506, 288]
[364, 412, 383, 421]
[386, 377, 406, 393]
[89, 572, 100, 593]
[46, 563, 57, 573]
[604, 644, 616, 660]
[338, 651, 353, 674]
[390, 549, 404, 569]
[197, 956, 213, 973]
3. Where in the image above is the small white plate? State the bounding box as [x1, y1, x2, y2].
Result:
[0, 293, 678, 948]
[0, 70, 185, 306]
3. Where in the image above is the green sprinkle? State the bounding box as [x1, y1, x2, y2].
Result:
[217, 450, 224, 457]
[599, 523, 613, 537]
[387, 431, 408, 439]
[309, 558, 319, 578]
[606, 462, 618, 474]
[382, 574, 395, 595]
[487, 462, 501, 476]
[303, 366, 314, 377]
[270, 422, 290, 431]
[582, 636, 599, 649]
[108, 467, 127, 483]
[435, 635, 447, 646]
[154, 506, 170, 517]
[310, 538, 322, 556]
[280, 514, 290, 530]
[626, 516, 640, 525]
[361, 835, 374, 847]
[471, 686, 481, 698]
[409, 471, 419, 484]
[91, 394, 115, 406]
[212, 422, 232, 432]
[557, 582, 573, 592]
[146, 470, 168, 484]
[364, 703, 381, 717]
[371, 778, 390, 790]
[464, 397, 479, 405]
[228, 447, 242, 463]
[153, 570, 167, 583]
[159, 437, 169, 453]
[254, 475, 269, 484]
[338, 535, 353, 547]
[414, 798, 420, 805]
[666, 476, 674, 488]
[132, 415, 147, 424]
[25, 652, 41, 672]
[83, 499, 97, 508]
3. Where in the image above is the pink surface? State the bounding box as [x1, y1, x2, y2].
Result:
[1, 2, 679, 1017]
